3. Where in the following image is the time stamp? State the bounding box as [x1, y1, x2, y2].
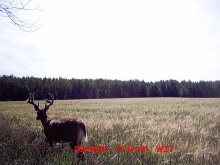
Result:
[74, 145, 173, 153]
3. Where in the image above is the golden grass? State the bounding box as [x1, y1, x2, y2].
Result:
[0, 98, 220, 164]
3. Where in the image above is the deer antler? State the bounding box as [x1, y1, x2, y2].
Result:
[27, 93, 39, 111]
[44, 93, 54, 111]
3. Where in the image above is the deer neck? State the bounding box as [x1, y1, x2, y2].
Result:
[40, 115, 49, 127]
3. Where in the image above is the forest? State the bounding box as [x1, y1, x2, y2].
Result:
[0, 75, 220, 101]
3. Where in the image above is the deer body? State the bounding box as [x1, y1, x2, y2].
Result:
[44, 117, 87, 149]
[27, 93, 87, 161]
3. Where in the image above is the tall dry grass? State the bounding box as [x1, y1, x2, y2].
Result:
[0, 98, 220, 164]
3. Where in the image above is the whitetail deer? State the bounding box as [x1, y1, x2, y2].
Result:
[27, 93, 88, 161]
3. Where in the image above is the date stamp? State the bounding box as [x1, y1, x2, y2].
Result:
[74, 145, 173, 153]
[155, 145, 173, 152]
[74, 145, 107, 153]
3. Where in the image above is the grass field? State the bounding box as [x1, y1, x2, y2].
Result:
[0, 98, 220, 164]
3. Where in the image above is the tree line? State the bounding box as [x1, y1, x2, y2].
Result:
[0, 75, 220, 101]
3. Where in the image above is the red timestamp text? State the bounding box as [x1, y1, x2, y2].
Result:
[115, 145, 148, 153]
[74, 145, 107, 153]
[115, 145, 173, 153]
[74, 145, 173, 153]
[155, 145, 173, 152]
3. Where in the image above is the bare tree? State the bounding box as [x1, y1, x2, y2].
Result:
[0, 0, 42, 32]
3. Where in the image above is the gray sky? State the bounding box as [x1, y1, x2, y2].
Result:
[1, 0, 220, 82]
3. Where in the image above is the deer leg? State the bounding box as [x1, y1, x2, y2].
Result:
[48, 139, 53, 147]
[69, 142, 74, 150]
[69, 142, 86, 162]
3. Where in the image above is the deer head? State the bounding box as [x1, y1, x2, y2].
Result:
[27, 93, 54, 121]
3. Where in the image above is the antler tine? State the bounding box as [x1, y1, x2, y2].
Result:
[44, 93, 54, 111]
[27, 93, 33, 103]
[27, 93, 39, 110]
[44, 93, 53, 103]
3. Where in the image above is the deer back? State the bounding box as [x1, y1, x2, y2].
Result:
[44, 117, 87, 143]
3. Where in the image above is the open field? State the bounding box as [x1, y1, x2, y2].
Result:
[0, 98, 220, 164]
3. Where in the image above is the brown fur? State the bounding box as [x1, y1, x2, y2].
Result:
[44, 117, 87, 149]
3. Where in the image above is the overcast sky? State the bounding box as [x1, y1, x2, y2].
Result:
[1, 0, 220, 82]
